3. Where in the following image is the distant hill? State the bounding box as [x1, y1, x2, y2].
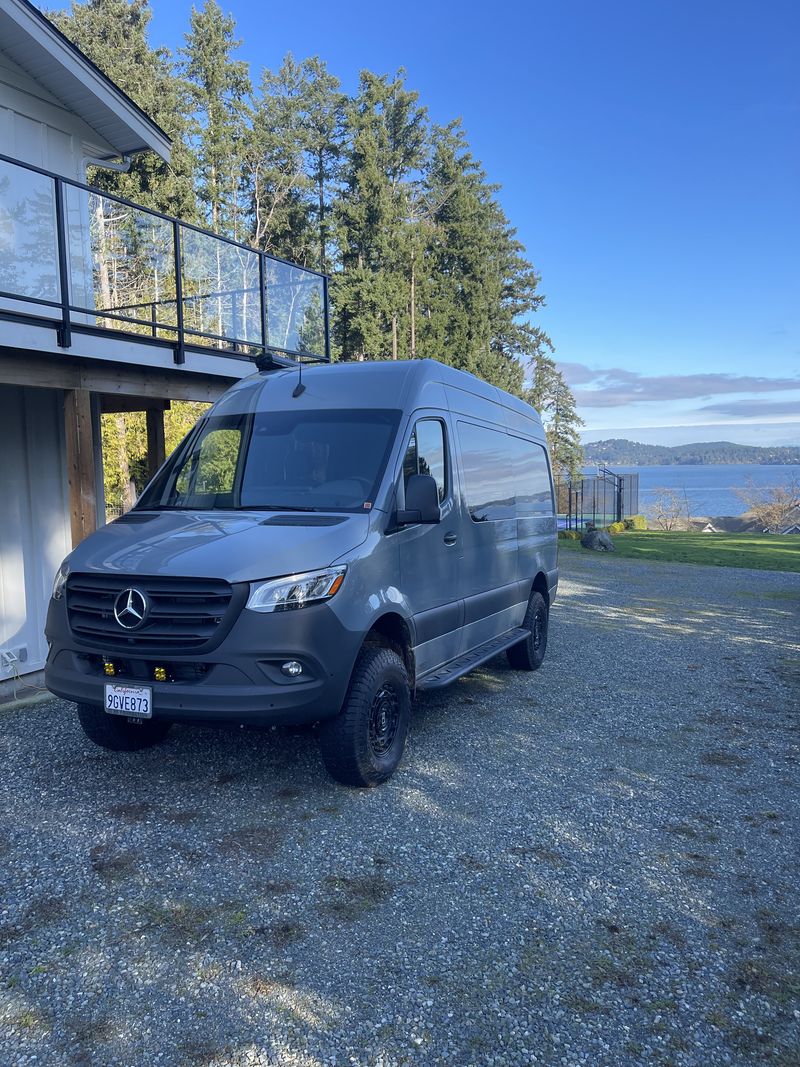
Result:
[583, 439, 800, 466]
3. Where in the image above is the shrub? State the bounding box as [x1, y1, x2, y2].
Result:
[607, 521, 625, 534]
[624, 514, 648, 530]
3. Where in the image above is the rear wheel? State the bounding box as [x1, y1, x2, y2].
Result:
[507, 590, 549, 671]
[77, 703, 172, 752]
[318, 645, 411, 787]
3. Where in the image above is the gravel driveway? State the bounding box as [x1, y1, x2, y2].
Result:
[1, 552, 798, 1067]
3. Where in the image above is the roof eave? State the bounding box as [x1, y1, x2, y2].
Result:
[3, 0, 172, 162]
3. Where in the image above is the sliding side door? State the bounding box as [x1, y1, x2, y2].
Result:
[454, 420, 528, 655]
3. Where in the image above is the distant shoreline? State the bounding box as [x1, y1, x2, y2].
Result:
[586, 460, 798, 467]
[584, 439, 800, 467]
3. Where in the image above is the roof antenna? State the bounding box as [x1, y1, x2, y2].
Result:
[292, 359, 305, 398]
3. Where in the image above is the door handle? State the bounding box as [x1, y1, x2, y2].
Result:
[443, 532, 458, 546]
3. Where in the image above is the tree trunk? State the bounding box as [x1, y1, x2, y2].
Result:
[391, 314, 398, 360]
[210, 162, 218, 232]
[116, 414, 135, 512]
[318, 150, 326, 272]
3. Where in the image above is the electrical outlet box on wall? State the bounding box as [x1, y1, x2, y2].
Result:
[0, 646, 28, 675]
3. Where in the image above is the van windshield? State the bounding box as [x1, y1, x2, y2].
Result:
[137, 409, 401, 513]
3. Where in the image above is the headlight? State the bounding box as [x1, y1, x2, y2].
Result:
[246, 567, 346, 613]
[52, 560, 70, 600]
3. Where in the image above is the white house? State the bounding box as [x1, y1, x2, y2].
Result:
[0, 0, 329, 697]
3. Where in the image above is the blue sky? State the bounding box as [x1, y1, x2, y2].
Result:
[144, 0, 799, 446]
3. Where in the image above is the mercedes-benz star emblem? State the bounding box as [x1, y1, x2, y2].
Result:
[113, 588, 149, 630]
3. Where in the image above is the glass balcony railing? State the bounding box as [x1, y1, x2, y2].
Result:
[0, 153, 330, 364]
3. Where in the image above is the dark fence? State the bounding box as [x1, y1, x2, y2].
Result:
[557, 467, 640, 530]
[0, 153, 330, 366]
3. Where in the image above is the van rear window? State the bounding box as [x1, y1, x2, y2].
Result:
[510, 436, 555, 516]
[457, 422, 553, 521]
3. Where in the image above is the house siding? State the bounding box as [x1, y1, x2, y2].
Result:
[0, 53, 88, 178]
[0, 384, 71, 679]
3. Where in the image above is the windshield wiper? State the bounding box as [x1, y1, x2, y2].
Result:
[237, 503, 321, 512]
[134, 504, 191, 511]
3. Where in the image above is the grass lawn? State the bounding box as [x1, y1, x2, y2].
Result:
[558, 530, 800, 572]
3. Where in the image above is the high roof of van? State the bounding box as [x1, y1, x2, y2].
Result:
[214, 359, 545, 436]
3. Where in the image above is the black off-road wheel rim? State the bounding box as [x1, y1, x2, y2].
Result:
[532, 607, 545, 651]
[368, 682, 400, 757]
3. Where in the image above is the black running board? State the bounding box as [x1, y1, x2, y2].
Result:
[416, 627, 530, 691]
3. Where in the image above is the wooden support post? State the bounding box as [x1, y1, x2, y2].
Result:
[64, 388, 97, 547]
[146, 407, 166, 481]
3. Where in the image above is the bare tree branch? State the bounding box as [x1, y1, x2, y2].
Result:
[736, 473, 800, 532]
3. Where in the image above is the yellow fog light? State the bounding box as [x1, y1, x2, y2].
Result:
[153, 666, 167, 682]
[103, 661, 115, 676]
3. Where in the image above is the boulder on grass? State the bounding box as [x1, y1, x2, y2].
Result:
[581, 529, 614, 551]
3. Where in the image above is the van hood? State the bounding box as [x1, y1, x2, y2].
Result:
[67, 510, 371, 583]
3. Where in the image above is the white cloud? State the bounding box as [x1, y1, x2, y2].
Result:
[558, 361, 800, 408]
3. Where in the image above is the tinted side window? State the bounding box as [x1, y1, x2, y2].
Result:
[457, 421, 516, 521]
[511, 436, 554, 516]
[403, 419, 447, 502]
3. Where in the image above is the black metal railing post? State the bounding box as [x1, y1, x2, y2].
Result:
[258, 253, 268, 355]
[231, 295, 240, 353]
[323, 274, 331, 361]
[53, 177, 71, 348]
[173, 221, 185, 365]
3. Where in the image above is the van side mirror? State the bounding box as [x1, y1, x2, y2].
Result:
[396, 474, 441, 525]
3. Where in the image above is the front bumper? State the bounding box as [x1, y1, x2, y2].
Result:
[44, 595, 361, 726]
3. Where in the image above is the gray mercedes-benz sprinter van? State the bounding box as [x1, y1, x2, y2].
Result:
[45, 359, 557, 786]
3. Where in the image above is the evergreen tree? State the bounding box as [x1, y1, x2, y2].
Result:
[547, 373, 584, 482]
[247, 55, 314, 263]
[245, 55, 344, 274]
[46, 4, 584, 479]
[300, 58, 346, 274]
[334, 71, 427, 360]
[416, 122, 497, 377]
[527, 352, 584, 481]
[484, 198, 550, 392]
[415, 122, 551, 396]
[181, 0, 250, 238]
[101, 401, 210, 510]
[526, 351, 558, 411]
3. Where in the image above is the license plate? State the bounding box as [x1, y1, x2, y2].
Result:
[104, 684, 152, 718]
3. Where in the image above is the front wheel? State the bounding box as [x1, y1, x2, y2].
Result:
[77, 703, 172, 752]
[507, 590, 549, 671]
[318, 646, 411, 787]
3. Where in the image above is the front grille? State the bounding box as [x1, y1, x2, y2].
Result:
[66, 573, 240, 652]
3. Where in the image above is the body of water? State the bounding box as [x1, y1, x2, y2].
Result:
[581, 464, 799, 518]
